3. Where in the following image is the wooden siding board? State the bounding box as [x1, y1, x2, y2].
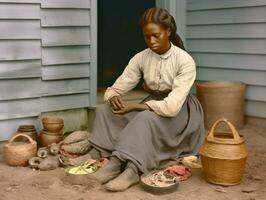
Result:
[187, 23, 266, 39]
[0, 40, 41, 61]
[188, 0, 266, 11]
[0, 78, 41, 100]
[41, 9, 90, 27]
[41, 79, 90, 96]
[41, 0, 90, 9]
[191, 53, 266, 71]
[0, 117, 39, 141]
[197, 67, 266, 86]
[246, 86, 266, 102]
[42, 64, 90, 80]
[0, 60, 41, 79]
[41, 94, 90, 112]
[0, 20, 40, 39]
[42, 27, 90, 47]
[0, 4, 40, 19]
[187, 7, 266, 25]
[42, 46, 90, 65]
[0, 0, 40, 3]
[246, 101, 266, 118]
[0, 98, 40, 120]
[188, 39, 266, 54]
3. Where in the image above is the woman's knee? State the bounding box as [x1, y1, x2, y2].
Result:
[134, 111, 157, 123]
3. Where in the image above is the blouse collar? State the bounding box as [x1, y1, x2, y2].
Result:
[152, 42, 174, 59]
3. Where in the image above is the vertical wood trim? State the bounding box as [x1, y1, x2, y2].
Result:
[155, 0, 187, 47]
[90, 0, 97, 105]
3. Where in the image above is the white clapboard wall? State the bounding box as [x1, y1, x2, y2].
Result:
[0, 0, 97, 141]
[187, 0, 266, 118]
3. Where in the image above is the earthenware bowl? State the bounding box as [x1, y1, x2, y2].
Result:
[140, 171, 179, 195]
[42, 117, 64, 132]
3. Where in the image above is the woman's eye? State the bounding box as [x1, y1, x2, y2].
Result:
[155, 34, 160, 38]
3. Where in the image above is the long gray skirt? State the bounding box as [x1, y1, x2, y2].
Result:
[89, 94, 205, 174]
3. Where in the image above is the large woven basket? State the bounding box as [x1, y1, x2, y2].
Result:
[196, 81, 246, 131]
[4, 134, 37, 166]
[199, 118, 248, 185]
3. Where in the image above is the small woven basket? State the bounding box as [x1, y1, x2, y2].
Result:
[4, 133, 37, 166]
[199, 118, 248, 185]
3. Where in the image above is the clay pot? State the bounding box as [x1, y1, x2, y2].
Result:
[39, 130, 63, 147]
[42, 117, 64, 132]
[16, 125, 37, 140]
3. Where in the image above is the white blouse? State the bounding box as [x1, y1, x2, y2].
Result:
[104, 44, 196, 117]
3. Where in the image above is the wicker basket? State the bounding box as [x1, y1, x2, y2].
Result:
[4, 134, 37, 166]
[199, 118, 248, 186]
[196, 81, 246, 131]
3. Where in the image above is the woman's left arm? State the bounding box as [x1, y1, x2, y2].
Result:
[145, 52, 196, 117]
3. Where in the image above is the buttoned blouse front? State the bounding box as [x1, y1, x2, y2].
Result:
[104, 44, 196, 117]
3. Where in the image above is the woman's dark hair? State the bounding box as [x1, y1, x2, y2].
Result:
[140, 7, 185, 51]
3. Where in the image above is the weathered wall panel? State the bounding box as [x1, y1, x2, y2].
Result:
[41, 94, 90, 112]
[0, 40, 41, 61]
[42, 64, 90, 80]
[0, 20, 40, 39]
[0, 79, 41, 100]
[187, 6, 266, 25]
[41, 9, 90, 27]
[41, 46, 90, 65]
[42, 27, 90, 46]
[42, 79, 90, 96]
[40, 0, 95, 119]
[191, 53, 266, 71]
[41, 0, 90, 8]
[188, 39, 266, 54]
[0, 98, 40, 120]
[0, 3, 40, 19]
[188, 0, 266, 118]
[187, 23, 266, 39]
[0, 60, 41, 79]
[188, 0, 266, 10]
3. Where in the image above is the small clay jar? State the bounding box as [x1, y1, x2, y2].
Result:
[16, 125, 37, 141]
[39, 130, 63, 147]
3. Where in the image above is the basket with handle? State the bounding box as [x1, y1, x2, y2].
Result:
[4, 133, 37, 166]
[199, 118, 248, 185]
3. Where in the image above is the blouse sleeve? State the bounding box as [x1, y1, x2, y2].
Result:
[145, 52, 196, 117]
[104, 52, 142, 103]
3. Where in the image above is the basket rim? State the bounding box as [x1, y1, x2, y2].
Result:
[196, 81, 246, 88]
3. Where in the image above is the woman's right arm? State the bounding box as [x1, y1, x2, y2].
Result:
[104, 52, 143, 105]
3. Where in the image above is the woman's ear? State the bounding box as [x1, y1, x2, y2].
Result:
[167, 28, 171, 37]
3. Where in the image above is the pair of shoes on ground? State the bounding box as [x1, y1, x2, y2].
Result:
[91, 156, 139, 192]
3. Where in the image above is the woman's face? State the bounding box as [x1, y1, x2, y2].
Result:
[142, 23, 171, 55]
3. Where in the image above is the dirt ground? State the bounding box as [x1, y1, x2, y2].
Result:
[0, 122, 265, 200]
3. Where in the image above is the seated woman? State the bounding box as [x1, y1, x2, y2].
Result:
[88, 7, 205, 191]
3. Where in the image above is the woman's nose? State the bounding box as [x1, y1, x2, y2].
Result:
[149, 36, 156, 44]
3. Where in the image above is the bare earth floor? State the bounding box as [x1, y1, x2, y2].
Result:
[0, 122, 265, 200]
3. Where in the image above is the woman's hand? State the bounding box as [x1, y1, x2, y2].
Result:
[109, 96, 125, 111]
[111, 103, 151, 114]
